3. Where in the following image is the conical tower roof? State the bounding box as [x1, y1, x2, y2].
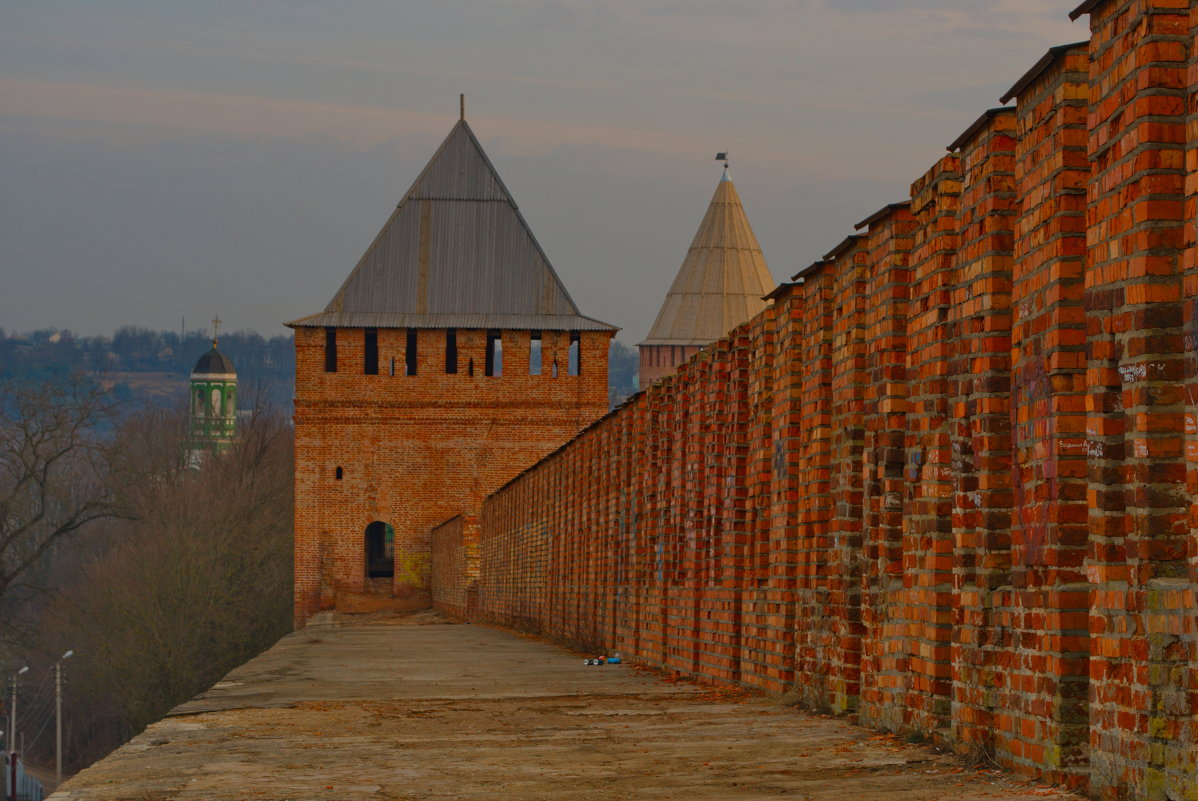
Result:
[288, 118, 614, 332]
[640, 169, 775, 346]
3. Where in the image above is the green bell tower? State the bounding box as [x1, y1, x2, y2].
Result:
[188, 315, 238, 460]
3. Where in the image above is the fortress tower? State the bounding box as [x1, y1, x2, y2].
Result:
[638, 165, 775, 385]
[287, 109, 616, 625]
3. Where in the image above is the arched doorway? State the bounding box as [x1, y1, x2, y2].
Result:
[364, 521, 394, 578]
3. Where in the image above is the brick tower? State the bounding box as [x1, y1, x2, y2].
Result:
[288, 109, 616, 626]
[638, 164, 775, 385]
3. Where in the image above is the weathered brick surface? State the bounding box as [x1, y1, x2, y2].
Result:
[430, 514, 479, 619]
[901, 153, 963, 734]
[471, 328, 790, 688]
[791, 267, 837, 706]
[949, 108, 1017, 761]
[856, 203, 917, 733]
[1081, 3, 1196, 799]
[827, 238, 869, 713]
[1004, 44, 1092, 787]
[422, 10, 1198, 799]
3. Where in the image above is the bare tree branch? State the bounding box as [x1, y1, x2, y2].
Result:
[0, 373, 118, 601]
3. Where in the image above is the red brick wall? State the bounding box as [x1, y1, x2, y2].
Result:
[476, 328, 790, 683]
[791, 267, 837, 705]
[827, 238, 869, 713]
[1004, 45, 1091, 785]
[292, 325, 611, 626]
[1081, 2, 1196, 799]
[898, 153, 963, 733]
[948, 109, 1017, 760]
[740, 305, 784, 690]
[856, 203, 916, 733]
[421, 9, 1198, 798]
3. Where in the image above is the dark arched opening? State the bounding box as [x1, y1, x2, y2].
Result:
[365, 521, 394, 578]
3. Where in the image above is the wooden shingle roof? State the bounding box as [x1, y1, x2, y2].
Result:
[288, 118, 615, 332]
[640, 169, 775, 346]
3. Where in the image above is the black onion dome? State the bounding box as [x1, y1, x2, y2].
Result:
[192, 347, 236, 376]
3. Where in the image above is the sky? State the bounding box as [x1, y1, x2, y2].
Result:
[0, 1, 1085, 344]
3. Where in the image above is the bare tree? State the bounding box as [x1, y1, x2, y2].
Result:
[27, 402, 293, 771]
[0, 374, 117, 603]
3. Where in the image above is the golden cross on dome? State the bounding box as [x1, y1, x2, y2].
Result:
[211, 315, 222, 346]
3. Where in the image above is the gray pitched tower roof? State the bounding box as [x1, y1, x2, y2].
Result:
[640, 167, 775, 346]
[289, 115, 615, 332]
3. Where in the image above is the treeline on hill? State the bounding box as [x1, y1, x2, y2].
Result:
[0, 375, 292, 776]
[0, 326, 295, 411]
[0, 328, 641, 410]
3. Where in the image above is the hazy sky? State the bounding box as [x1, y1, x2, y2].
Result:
[1, 1, 1084, 344]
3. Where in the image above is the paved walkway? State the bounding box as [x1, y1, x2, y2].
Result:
[51, 612, 1084, 801]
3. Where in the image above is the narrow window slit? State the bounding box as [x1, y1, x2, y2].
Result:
[324, 327, 337, 372]
[364, 328, 379, 375]
[405, 328, 418, 376]
[568, 331, 580, 375]
[529, 330, 542, 375]
[446, 329, 458, 374]
[485, 330, 502, 377]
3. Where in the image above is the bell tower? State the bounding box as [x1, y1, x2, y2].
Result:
[188, 315, 238, 463]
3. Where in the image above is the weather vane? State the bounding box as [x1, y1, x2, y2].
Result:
[715, 150, 729, 168]
[211, 315, 222, 346]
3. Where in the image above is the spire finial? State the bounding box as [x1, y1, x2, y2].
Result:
[715, 150, 731, 181]
[715, 151, 731, 182]
[460, 94, 465, 121]
[211, 314, 222, 347]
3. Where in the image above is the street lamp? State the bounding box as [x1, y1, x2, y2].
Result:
[55, 651, 73, 784]
[8, 667, 27, 755]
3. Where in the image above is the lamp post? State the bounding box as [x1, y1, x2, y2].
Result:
[55, 651, 73, 784]
[8, 667, 27, 755]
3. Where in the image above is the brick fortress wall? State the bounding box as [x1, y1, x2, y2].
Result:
[432, 6, 1198, 798]
[293, 325, 611, 626]
[429, 514, 479, 619]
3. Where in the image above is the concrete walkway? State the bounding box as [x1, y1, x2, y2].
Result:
[52, 612, 1085, 801]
